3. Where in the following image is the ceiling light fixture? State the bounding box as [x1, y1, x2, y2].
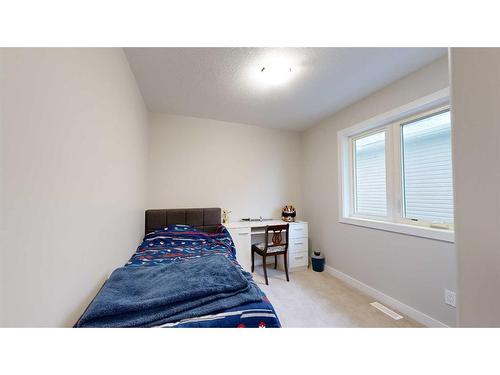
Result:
[260, 62, 292, 86]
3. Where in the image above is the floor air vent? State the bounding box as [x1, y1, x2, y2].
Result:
[370, 302, 403, 320]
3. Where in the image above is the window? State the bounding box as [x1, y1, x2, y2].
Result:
[401, 109, 454, 225]
[338, 90, 454, 242]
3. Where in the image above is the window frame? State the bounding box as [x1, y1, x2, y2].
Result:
[338, 88, 454, 243]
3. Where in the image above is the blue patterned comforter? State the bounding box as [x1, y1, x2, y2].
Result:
[125, 224, 281, 328]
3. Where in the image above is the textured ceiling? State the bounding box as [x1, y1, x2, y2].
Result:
[124, 48, 447, 131]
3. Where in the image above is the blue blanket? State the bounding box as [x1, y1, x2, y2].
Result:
[76, 254, 262, 328]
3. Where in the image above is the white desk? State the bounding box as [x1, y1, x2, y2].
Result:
[225, 220, 309, 273]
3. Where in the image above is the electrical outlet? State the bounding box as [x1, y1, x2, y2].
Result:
[444, 289, 456, 307]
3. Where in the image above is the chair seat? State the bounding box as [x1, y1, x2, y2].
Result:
[254, 242, 286, 254]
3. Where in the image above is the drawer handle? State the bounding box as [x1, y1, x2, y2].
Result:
[294, 242, 303, 245]
[238, 232, 249, 235]
[294, 228, 304, 231]
[294, 256, 304, 260]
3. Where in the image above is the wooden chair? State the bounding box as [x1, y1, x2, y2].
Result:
[251, 224, 290, 285]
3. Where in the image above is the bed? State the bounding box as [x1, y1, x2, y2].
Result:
[75, 208, 281, 328]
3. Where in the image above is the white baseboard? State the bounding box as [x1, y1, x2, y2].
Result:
[325, 265, 448, 328]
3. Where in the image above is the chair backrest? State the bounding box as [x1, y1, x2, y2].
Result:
[264, 224, 289, 253]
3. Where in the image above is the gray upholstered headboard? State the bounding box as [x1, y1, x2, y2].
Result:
[145, 208, 222, 235]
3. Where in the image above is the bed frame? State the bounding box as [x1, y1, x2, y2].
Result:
[145, 208, 222, 235]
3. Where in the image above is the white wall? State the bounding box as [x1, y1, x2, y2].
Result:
[148, 114, 302, 221]
[450, 48, 500, 327]
[0, 50, 5, 326]
[302, 56, 457, 326]
[0, 48, 149, 327]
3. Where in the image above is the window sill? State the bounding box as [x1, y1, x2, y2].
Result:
[339, 216, 455, 243]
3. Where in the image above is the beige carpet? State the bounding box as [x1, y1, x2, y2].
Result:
[252, 266, 423, 328]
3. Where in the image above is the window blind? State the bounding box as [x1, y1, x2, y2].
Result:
[401, 110, 454, 224]
[354, 131, 387, 217]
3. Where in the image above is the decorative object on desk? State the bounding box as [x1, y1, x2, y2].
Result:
[311, 251, 325, 272]
[281, 205, 296, 222]
[222, 209, 232, 224]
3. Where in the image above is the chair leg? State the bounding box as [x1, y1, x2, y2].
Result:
[263, 255, 268, 285]
[251, 249, 255, 273]
[284, 252, 290, 282]
[274, 255, 278, 269]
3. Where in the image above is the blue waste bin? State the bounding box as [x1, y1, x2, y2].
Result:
[311, 251, 325, 272]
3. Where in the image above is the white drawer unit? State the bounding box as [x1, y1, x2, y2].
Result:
[227, 227, 251, 272]
[289, 222, 308, 239]
[289, 238, 307, 254]
[288, 222, 308, 270]
[289, 252, 308, 268]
